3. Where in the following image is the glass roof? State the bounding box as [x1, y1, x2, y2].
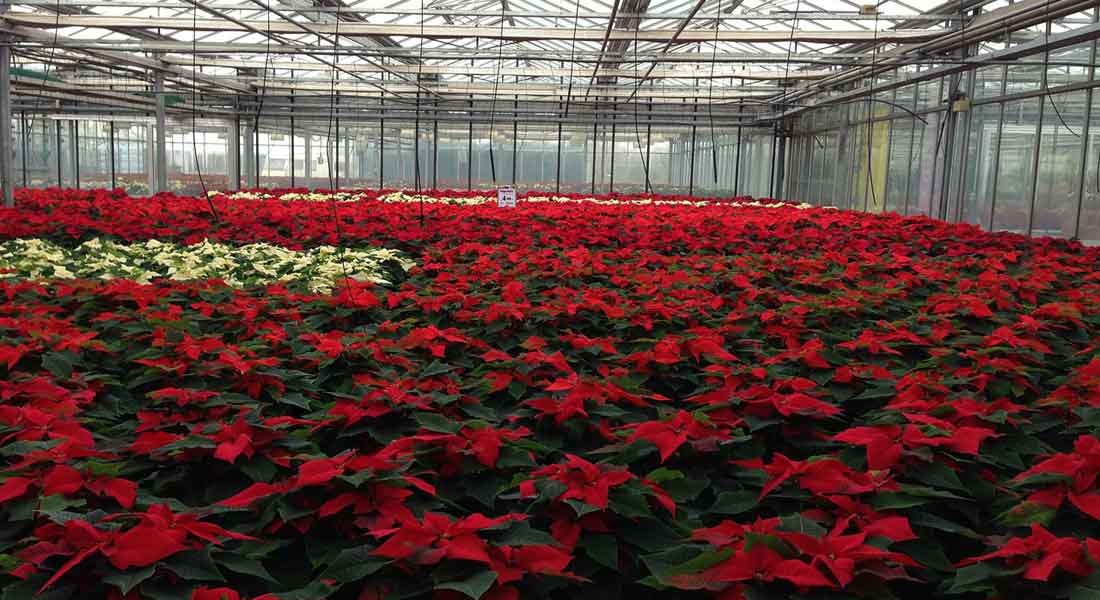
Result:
[0, 0, 1092, 110]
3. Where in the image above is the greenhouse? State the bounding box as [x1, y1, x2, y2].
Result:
[2, 1, 1100, 600]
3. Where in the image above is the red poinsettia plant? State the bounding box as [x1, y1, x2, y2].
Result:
[1, 187, 1100, 600]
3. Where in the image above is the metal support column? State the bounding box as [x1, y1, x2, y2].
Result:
[590, 122, 597, 195]
[55, 118, 62, 187]
[243, 120, 255, 188]
[774, 133, 786, 200]
[0, 41, 12, 207]
[555, 101, 562, 194]
[289, 94, 296, 188]
[609, 121, 616, 193]
[733, 111, 743, 196]
[19, 112, 27, 188]
[108, 121, 116, 190]
[70, 120, 79, 189]
[146, 124, 155, 195]
[688, 125, 697, 197]
[155, 70, 167, 194]
[303, 133, 312, 189]
[227, 118, 240, 191]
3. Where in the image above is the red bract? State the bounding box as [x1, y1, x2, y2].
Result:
[519, 454, 635, 509]
[958, 524, 1093, 581]
[370, 512, 526, 565]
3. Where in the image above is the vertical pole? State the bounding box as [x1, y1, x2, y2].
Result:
[335, 95, 341, 189]
[645, 100, 653, 194]
[146, 123, 155, 195]
[609, 120, 616, 193]
[0, 41, 12, 207]
[733, 123, 743, 196]
[590, 121, 597, 195]
[290, 93, 296, 187]
[20, 111, 27, 188]
[688, 124, 697, 198]
[243, 119, 254, 188]
[55, 118, 62, 187]
[774, 133, 786, 199]
[227, 118, 239, 191]
[155, 70, 167, 194]
[555, 101, 562, 194]
[70, 120, 79, 189]
[303, 132, 312, 189]
[466, 104, 473, 190]
[253, 119, 260, 188]
[432, 103, 439, 190]
[511, 99, 518, 186]
[108, 120, 117, 189]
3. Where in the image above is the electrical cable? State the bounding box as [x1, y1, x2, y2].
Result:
[415, 0, 426, 226]
[190, 2, 219, 221]
[321, 2, 356, 298]
[486, 0, 509, 185]
[707, 0, 721, 189]
[254, 6, 274, 189]
[563, 0, 581, 118]
[630, 13, 651, 193]
[864, 4, 880, 212]
[25, 0, 62, 189]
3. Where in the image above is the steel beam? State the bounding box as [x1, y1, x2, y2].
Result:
[0, 14, 946, 43]
[154, 69, 167, 194]
[0, 30, 12, 206]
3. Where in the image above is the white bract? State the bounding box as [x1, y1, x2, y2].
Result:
[0, 238, 415, 293]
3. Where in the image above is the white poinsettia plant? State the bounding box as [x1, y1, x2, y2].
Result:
[0, 238, 415, 293]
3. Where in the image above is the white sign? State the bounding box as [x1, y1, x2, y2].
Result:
[497, 186, 517, 208]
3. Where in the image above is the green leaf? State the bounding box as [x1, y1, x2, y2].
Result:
[41, 352, 75, 379]
[435, 570, 497, 600]
[415, 411, 461, 434]
[318, 547, 389, 583]
[708, 490, 757, 515]
[645, 548, 733, 586]
[493, 521, 560, 546]
[564, 498, 601, 518]
[911, 462, 969, 493]
[103, 565, 156, 595]
[947, 562, 1008, 594]
[420, 361, 457, 378]
[583, 534, 618, 570]
[1063, 572, 1100, 600]
[162, 549, 225, 582]
[870, 492, 928, 511]
[212, 552, 279, 584]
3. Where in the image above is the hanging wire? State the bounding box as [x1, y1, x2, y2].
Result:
[26, 0, 62, 189]
[321, 2, 356, 298]
[254, 6, 274, 188]
[707, 0, 722, 188]
[190, 3, 219, 221]
[486, 1, 509, 185]
[863, 3, 880, 212]
[415, 0, 426, 225]
[563, 0, 581, 118]
[631, 12, 652, 193]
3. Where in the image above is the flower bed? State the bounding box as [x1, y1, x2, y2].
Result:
[0, 238, 412, 293]
[1, 188, 1100, 600]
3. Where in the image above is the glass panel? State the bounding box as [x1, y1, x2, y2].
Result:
[1080, 92, 1100, 244]
[960, 103, 1001, 230]
[886, 120, 913, 214]
[991, 98, 1040, 234]
[435, 124, 467, 190]
[1032, 91, 1087, 238]
[559, 125, 590, 194]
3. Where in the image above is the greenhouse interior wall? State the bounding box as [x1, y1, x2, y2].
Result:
[9, 114, 778, 199]
[784, 8, 1100, 244]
